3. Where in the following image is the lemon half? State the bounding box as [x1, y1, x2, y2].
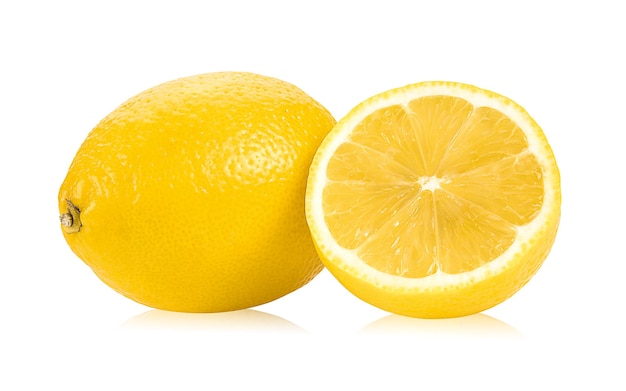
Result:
[305, 81, 561, 318]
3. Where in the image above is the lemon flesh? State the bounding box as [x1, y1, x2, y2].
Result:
[306, 81, 560, 318]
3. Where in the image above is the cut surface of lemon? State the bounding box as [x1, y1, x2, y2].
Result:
[305, 81, 561, 318]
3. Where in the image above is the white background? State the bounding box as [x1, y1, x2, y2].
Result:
[1, 1, 624, 389]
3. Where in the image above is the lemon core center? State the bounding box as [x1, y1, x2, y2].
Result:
[417, 176, 445, 192]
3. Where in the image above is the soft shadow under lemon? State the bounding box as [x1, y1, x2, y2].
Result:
[120, 309, 307, 333]
[360, 313, 524, 339]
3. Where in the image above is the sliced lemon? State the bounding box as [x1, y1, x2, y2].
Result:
[305, 81, 561, 318]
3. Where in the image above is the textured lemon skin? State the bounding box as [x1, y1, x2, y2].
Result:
[59, 72, 336, 312]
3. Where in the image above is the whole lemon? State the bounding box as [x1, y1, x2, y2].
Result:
[58, 72, 336, 312]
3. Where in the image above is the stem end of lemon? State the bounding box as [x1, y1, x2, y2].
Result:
[60, 200, 82, 234]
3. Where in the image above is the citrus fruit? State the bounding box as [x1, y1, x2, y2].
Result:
[305, 81, 561, 318]
[58, 72, 336, 312]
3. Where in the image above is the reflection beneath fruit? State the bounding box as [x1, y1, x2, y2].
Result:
[120, 309, 307, 334]
[360, 313, 524, 339]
